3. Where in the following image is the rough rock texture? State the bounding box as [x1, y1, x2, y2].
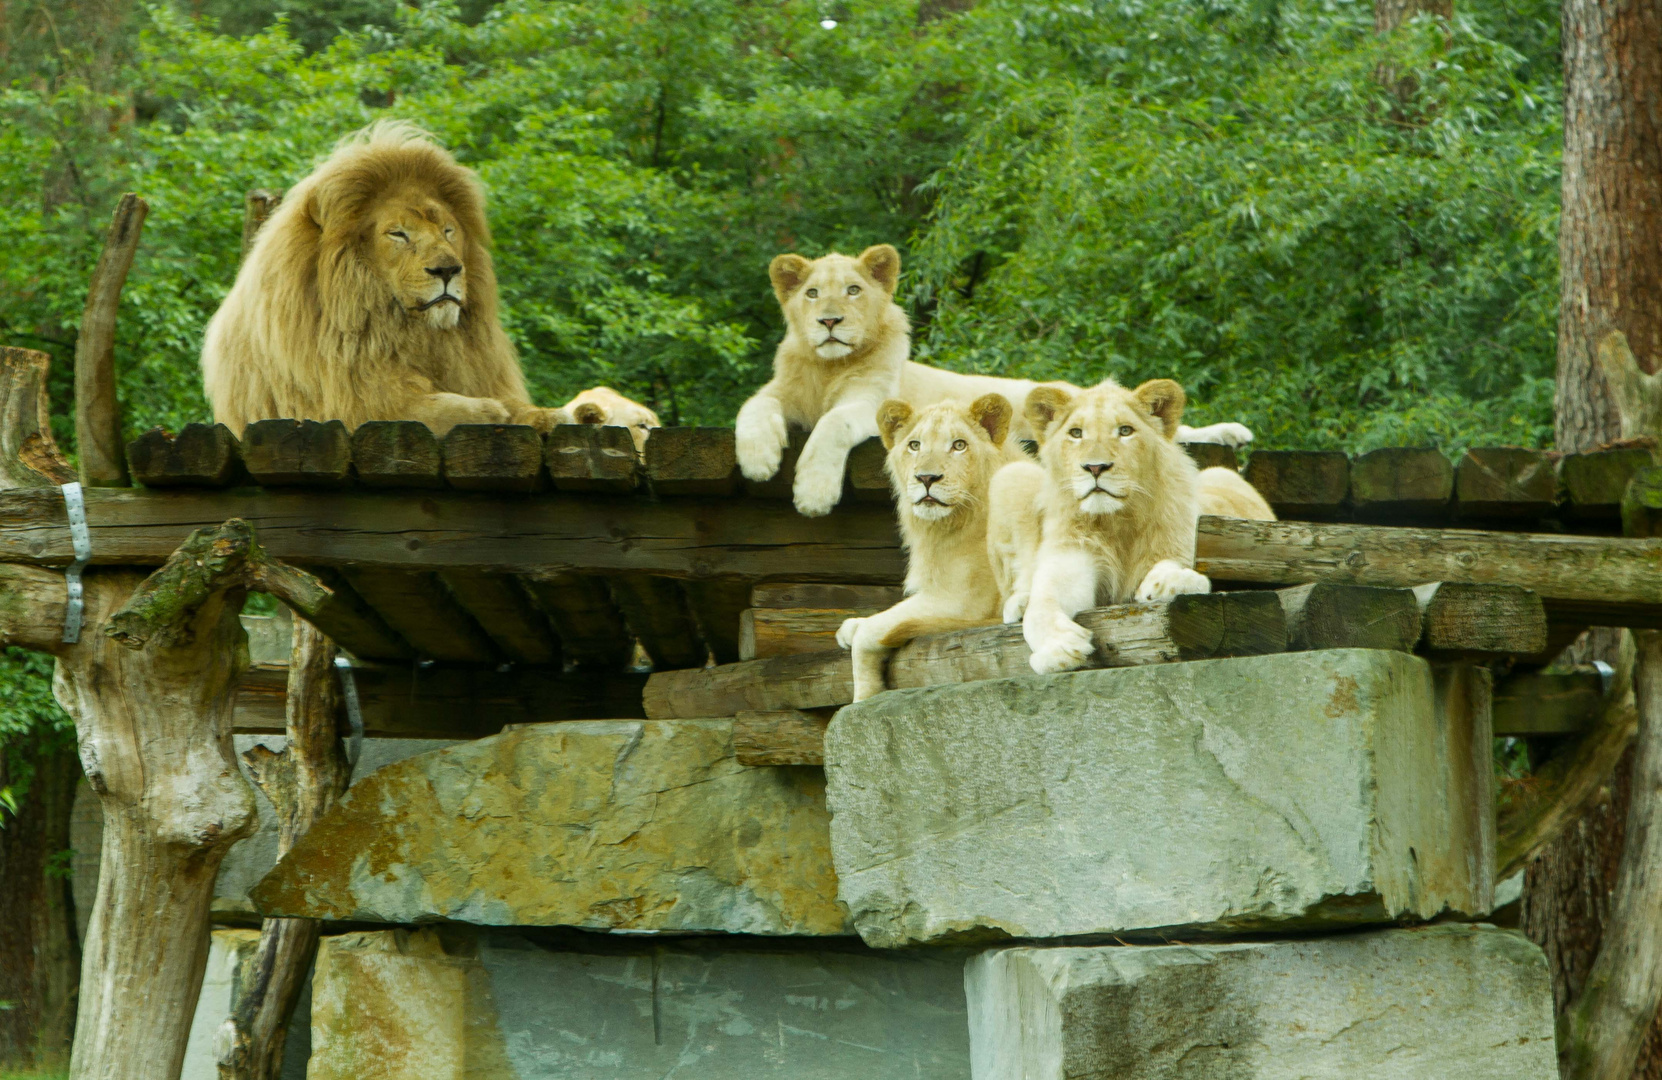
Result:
[308, 928, 969, 1079]
[965, 925, 1557, 1079]
[253, 720, 848, 934]
[826, 649, 1492, 947]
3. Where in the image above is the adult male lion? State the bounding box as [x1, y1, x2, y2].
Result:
[734, 245, 1252, 517]
[202, 122, 566, 436]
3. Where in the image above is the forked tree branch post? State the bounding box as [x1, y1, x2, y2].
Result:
[74, 193, 146, 489]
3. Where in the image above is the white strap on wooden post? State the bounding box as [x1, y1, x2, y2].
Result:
[333, 655, 364, 766]
[61, 482, 92, 643]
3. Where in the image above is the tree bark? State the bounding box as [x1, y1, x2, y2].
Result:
[73, 193, 144, 489]
[1375, 0, 1451, 32]
[216, 619, 348, 1080]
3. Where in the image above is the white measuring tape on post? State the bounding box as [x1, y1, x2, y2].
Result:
[334, 655, 364, 766]
[60, 482, 92, 644]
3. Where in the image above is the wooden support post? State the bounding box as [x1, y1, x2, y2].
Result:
[241, 189, 283, 260]
[74, 194, 146, 489]
[216, 619, 349, 1080]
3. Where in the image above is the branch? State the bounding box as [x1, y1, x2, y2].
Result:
[0, 564, 70, 653]
[104, 519, 259, 649]
[75, 193, 147, 488]
[0, 346, 75, 491]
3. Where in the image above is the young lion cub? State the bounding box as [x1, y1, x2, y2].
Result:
[989, 378, 1212, 675]
[835, 394, 1021, 701]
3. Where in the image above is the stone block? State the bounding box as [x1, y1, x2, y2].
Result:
[826, 649, 1492, 947]
[965, 925, 1556, 1079]
[308, 928, 970, 1079]
[253, 720, 848, 934]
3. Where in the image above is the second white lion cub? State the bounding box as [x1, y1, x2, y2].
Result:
[989, 378, 1212, 675]
[835, 394, 1020, 701]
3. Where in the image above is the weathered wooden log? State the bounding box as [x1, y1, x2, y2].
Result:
[545, 424, 638, 493]
[1455, 447, 1558, 519]
[520, 571, 636, 670]
[0, 348, 76, 489]
[1183, 443, 1238, 470]
[1348, 447, 1452, 518]
[1195, 516, 1662, 628]
[644, 591, 1287, 719]
[607, 574, 706, 670]
[240, 189, 283, 260]
[1242, 450, 1349, 518]
[127, 424, 242, 487]
[644, 427, 737, 495]
[1433, 661, 1496, 907]
[845, 437, 893, 503]
[1412, 582, 1548, 658]
[1559, 446, 1655, 522]
[254, 565, 411, 662]
[438, 570, 561, 665]
[1275, 582, 1422, 652]
[441, 424, 544, 493]
[336, 567, 500, 664]
[751, 583, 905, 609]
[350, 421, 442, 489]
[216, 619, 349, 1080]
[740, 607, 868, 660]
[1621, 465, 1662, 538]
[1493, 670, 1605, 736]
[241, 420, 352, 487]
[733, 709, 830, 766]
[75, 193, 146, 489]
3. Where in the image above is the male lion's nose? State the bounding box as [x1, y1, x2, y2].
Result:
[1083, 462, 1113, 478]
[916, 473, 943, 489]
[426, 264, 462, 285]
[819, 316, 843, 330]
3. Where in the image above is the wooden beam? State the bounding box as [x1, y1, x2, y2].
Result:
[1455, 447, 1557, 519]
[75, 193, 146, 488]
[1348, 447, 1452, 519]
[242, 420, 351, 487]
[438, 570, 560, 666]
[1560, 447, 1655, 523]
[253, 564, 412, 663]
[546, 424, 637, 493]
[520, 571, 635, 670]
[607, 573, 707, 670]
[351, 421, 442, 489]
[337, 567, 501, 664]
[751, 583, 905, 609]
[1493, 670, 1605, 736]
[233, 663, 649, 739]
[128, 424, 242, 488]
[644, 591, 1287, 719]
[645, 427, 737, 496]
[1622, 465, 1662, 539]
[442, 424, 544, 493]
[1184, 443, 1238, 471]
[733, 709, 830, 766]
[681, 578, 751, 665]
[845, 437, 893, 503]
[740, 608, 862, 660]
[1276, 582, 1421, 652]
[1412, 582, 1549, 658]
[1242, 450, 1349, 518]
[1195, 516, 1662, 628]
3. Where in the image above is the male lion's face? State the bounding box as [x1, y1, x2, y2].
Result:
[369, 191, 469, 329]
[770, 245, 902, 361]
[1028, 380, 1185, 517]
[879, 394, 1012, 524]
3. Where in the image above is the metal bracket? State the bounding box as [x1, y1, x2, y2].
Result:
[334, 655, 364, 767]
[60, 482, 91, 644]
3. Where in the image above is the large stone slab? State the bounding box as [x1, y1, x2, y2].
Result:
[965, 925, 1556, 1079]
[253, 720, 849, 934]
[308, 928, 970, 1079]
[826, 649, 1492, 947]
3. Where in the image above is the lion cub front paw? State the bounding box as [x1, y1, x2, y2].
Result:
[836, 617, 864, 651]
[1028, 619, 1094, 675]
[1002, 591, 1029, 625]
[736, 411, 789, 482]
[792, 458, 845, 518]
[1184, 421, 1254, 448]
[1135, 561, 1211, 603]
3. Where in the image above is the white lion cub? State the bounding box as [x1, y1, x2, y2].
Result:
[835, 394, 1021, 701]
[989, 378, 1212, 675]
[735, 245, 1253, 517]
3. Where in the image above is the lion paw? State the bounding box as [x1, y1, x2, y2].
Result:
[736, 411, 789, 482]
[1135, 562, 1211, 602]
[1002, 592, 1029, 624]
[836, 617, 864, 650]
[792, 458, 845, 517]
[1028, 618, 1093, 675]
[518, 406, 569, 435]
[1181, 422, 1254, 448]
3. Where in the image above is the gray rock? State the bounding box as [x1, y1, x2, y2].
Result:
[825, 649, 1493, 947]
[965, 924, 1556, 1079]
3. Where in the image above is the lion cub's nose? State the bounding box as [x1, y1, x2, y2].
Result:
[818, 316, 843, 329]
[1082, 462, 1113, 478]
[915, 473, 943, 488]
[426, 264, 462, 285]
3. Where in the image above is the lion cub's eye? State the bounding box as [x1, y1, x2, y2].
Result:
[388, 230, 409, 242]
[1117, 424, 1135, 437]
[907, 440, 920, 452]
[1067, 427, 1083, 439]
[806, 288, 819, 299]
[847, 285, 861, 296]
[951, 439, 967, 452]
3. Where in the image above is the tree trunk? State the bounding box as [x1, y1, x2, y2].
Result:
[1529, 0, 1662, 1075]
[1375, 0, 1451, 32]
[0, 729, 83, 1068]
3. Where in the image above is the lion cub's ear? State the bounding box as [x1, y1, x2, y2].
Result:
[878, 400, 915, 449]
[1133, 379, 1186, 440]
[858, 245, 901, 294]
[1024, 386, 1075, 442]
[574, 402, 606, 425]
[770, 254, 813, 304]
[969, 394, 1012, 446]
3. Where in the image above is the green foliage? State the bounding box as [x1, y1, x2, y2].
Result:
[0, 649, 73, 826]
